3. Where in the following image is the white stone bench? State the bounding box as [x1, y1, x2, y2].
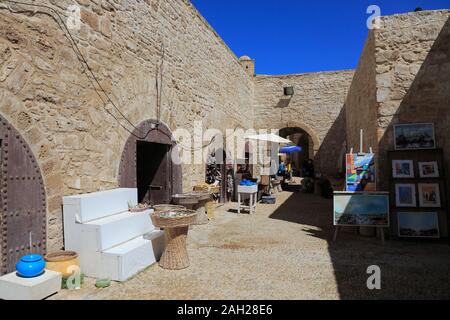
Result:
[63, 188, 165, 282]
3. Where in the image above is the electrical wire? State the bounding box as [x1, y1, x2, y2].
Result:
[0, 0, 244, 151]
[0, 0, 153, 138]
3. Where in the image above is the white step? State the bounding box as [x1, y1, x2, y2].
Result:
[63, 188, 138, 223]
[82, 209, 155, 252]
[101, 232, 165, 282]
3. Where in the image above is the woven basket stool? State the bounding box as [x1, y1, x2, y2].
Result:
[151, 209, 197, 270]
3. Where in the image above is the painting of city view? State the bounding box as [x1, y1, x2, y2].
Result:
[398, 212, 440, 238]
[394, 123, 435, 150]
[334, 193, 389, 226]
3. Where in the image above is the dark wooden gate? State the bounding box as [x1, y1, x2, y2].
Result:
[136, 141, 170, 204]
[119, 120, 182, 204]
[0, 116, 46, 275]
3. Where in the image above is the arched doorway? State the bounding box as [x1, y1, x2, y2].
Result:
[279, 127, 316, 177]
[0, 115, 46, 275]
[118, 120, 182, 205]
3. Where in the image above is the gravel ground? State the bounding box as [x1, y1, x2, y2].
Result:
[50, 191, 450, 300]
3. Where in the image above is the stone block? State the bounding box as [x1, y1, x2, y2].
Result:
[0, 270, 62, 300]
[81, 9, 100, 32]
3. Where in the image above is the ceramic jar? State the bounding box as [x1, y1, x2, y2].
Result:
[15, 254, 46, 278]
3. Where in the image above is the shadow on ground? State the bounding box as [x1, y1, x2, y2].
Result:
[269, 192, 450, 299]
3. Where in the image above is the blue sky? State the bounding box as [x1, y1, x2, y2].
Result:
[191, 0, 450, 75]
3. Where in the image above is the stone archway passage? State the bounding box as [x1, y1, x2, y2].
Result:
[0, 115, 47, 275]
[279, 127, 317, 178]
[118, 120, 182, 205]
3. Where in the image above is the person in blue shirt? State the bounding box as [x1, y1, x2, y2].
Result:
[278, 161, 286, 176]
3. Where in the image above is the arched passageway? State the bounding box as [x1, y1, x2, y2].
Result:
[0, 115, 46, 275]
[279, 127, 316, 177]
[118, 120, 182, 205]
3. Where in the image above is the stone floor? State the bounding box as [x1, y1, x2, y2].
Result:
[50, 191, 450, 300]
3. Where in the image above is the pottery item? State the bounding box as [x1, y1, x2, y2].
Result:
[16, 254, 46, 278]
[44, 251, 79, 278]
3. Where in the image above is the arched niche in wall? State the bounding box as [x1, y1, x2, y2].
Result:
[118, 120, 182, 205]
[0, 115, 47, 275]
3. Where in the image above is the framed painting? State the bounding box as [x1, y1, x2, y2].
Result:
[334, 192, 389, 227]
[392, 160, 414, 178]
[395, 183, 416, 207]
[394, 123, 436, 150]
[418, 161, 439, 178]
[418, 183, 441, 208]
[398, 212, 440, 238]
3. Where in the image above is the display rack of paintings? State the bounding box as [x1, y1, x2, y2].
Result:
[388, 135, 447, 239]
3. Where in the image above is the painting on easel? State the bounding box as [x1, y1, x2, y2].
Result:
[334, 192, 389, 227]
[346, 153, 376, 192]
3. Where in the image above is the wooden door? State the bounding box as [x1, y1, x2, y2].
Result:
[119, 120, 182, 205]
[0, 117, 46, 275]
[136, 141, 170, 205]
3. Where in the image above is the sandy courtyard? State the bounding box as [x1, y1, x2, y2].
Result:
[50, 191, 450, 300]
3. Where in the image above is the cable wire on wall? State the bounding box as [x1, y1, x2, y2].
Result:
[0, 0, 245, 152]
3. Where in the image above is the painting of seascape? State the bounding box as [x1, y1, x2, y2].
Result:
[334, 192, 389, 227]
[398, 212, 440, 238]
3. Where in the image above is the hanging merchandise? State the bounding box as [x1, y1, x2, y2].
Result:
[227, 170, 234, 195]
[206, 153, 222, 202]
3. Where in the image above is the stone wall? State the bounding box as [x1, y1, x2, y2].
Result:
[375, 11, 450, 188]
[0, 0, 254, 251]
[345, 10, 450, 236]
[345, 31, 378, 155]
[376, 11, 450, 237]
[1, 1, 448, 254]
[254, 71, 354, 176]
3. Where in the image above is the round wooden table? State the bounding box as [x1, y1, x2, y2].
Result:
[172, 192, 211, 225]
[151, 210, 197, 270]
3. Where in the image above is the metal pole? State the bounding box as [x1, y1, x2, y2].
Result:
[360, 129, 363, 154]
